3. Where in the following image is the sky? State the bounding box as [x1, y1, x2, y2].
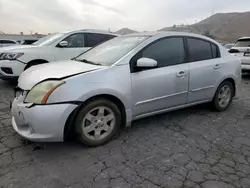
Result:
[1, 0, 250, 34]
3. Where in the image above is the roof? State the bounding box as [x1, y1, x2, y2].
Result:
[238, 37, 250, 40]
[125, 31, 216, 41]
[62, 29, 119, 36]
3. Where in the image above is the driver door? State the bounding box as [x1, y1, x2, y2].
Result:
[131, 37, 189, 117]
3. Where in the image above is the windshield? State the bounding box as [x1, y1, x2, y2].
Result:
[32, 33, 65, 46]
[75, 36, 149, 66]
[234, 39, 250, 47]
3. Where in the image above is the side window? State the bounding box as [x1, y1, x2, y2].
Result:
[62, 33, 85, 48]
[141, 37, 185, 67]
[211, 43, 220, 58]
[6, 40, 16, 44]
[187, 38, 213, 62]
[85, 33, 116, 47]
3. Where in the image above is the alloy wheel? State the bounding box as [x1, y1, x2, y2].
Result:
[81, 106, 116, 141]
[217, 85, 232, 108]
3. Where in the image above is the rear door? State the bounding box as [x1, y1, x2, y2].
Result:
[186, 37, 222, 103]
[131, 37, 189, 116]
[84, 33, 116, 48]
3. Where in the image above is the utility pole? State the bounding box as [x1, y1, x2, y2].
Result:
[211, 0, 215, 15]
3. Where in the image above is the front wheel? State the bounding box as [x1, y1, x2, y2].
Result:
[212, 81, 234, 111]
[75, 98, 121, 147]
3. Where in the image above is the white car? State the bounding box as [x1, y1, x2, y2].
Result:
[0, 29, 117, 80]
[12, 32, 241, 146]
[0, 39, 19, 48]
[223, 43, 234, 50]
[229, 37, 250, 72]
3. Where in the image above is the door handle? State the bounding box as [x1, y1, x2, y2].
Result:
[177, 71, 187, 77]
[214, 64, 221, 69]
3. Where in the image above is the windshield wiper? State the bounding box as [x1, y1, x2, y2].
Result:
[72, 58, 101, 65]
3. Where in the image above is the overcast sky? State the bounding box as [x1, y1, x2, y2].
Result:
[1, 0, 250, 34]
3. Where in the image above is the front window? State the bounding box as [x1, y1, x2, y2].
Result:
[32, 33, 65, 46]
[75, 36, 149, 66]
[61, 33, 85, 48]
[141, 37, 185, 67]
[234, 39, 250, 47]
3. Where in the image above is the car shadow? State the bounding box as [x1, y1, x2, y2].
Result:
[14, 76, 249, 153]
[20, 103, 212, 154]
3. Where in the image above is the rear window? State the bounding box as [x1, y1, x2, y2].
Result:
[187, 38, 213, 62]
[234, 39, 250, 47]
[0, 40, 16, 44]
[211, 43, 220, 58]
[85, 33, 116, 47]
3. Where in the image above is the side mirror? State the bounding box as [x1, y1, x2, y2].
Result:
[228, 48, 240, 53]
[59, 41, 68, 47]
[136, 57, 157, 68]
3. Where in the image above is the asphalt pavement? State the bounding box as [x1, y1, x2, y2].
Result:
[1, 76, 250, 188]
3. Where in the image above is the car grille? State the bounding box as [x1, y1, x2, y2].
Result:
[1, 67, 13, 74]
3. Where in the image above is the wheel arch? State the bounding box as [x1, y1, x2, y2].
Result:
[214, 77, 236, 98]
[24, 59, 49, 70]
[63, 94, 127, 140]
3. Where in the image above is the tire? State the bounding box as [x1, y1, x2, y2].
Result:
[75, 98, 121, 147]
[212, 81, 234, 112]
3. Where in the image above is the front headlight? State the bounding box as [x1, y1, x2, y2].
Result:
[24, 80, 65, 104]
[0, 52, 24, 60]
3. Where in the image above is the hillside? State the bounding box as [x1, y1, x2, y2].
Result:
[192, 12, 250, 42]
[159, 26, 200, 34]
[115, 28, 137, 35]
[159, 11, 250, 42]
[0, 30, 4, 34]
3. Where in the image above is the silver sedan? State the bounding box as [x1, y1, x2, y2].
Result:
[11, 32, 241, 146]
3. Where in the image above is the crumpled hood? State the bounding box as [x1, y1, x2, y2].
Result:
[18, 60, 103, 90]
[0, 45, 36, 53]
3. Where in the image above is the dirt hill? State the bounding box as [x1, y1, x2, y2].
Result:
[115, 28, 137, 35]
[192, 12, 250, 42]
[160, 12, 250, 42]
[159, 26, 200, 34]
[117, 12, 250, 42]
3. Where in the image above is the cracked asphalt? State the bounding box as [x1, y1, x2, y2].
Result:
[1, 76, 250, 188]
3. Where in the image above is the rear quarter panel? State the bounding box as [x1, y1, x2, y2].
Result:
[213, 48, 241, 96]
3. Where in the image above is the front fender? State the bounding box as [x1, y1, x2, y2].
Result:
[18, 48, 55, 63]
[47, 64, 132, 109]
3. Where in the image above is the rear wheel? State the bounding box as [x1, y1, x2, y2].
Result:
[75, 98, 121, 147]
[212, 81, 234, 111]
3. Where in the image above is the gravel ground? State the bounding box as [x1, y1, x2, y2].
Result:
[0, 76, 250, 188]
